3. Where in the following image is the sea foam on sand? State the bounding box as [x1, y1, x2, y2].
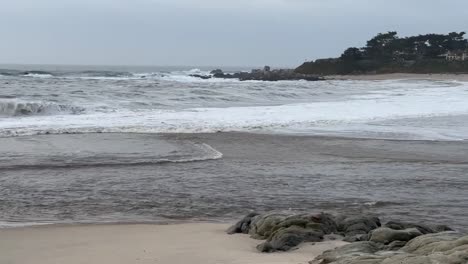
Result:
[0, 223, 347, 264]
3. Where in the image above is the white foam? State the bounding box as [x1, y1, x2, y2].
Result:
[0, 221, 52, 228]
[0, 99, 84, 117]
[2, 80, 468, 140]
[24, 73, 54, 78]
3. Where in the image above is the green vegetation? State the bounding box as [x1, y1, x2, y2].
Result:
[295, 31, 468, 75]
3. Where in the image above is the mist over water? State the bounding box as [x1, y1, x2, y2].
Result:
[1, 65, 468, 230]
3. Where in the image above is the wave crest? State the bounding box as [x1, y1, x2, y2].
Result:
[0, 100, 85, 117]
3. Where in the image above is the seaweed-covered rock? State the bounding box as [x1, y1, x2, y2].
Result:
[401, 231, 466, 254]
[335, 215, 381, 240]
[384, 220, 453, 234]
[226, 212, 259, 235]
[369, 227, 423, 245]
[254, 213, 338, 251]
[231, 212, 339, 252]
[310, 232, 468, 264]
[310, 241, 385, 264]
[257, 225, 324, 252]
[248, 212, 287, 239]
[383, 240, 408, 251]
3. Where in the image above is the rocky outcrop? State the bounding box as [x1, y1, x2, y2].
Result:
[255, 213, 338, 252]
[227, 211, 463, 260]
[310, 232, 468, 264]
[335, 215, 381, 242]
[384, 220, 453, 234]
[311, 241, 384, 264]
[189, 74, 211, 80]
[369, 227, 423, 245]
[226, 212, 259, 235]
[195, 68, 324, 81]
[257, 225, 324, 252]
[228, 212, 338, 252]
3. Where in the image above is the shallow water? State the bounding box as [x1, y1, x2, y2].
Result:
[1, 133, 467, 232]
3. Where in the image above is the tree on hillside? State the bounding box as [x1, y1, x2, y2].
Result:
[364, 31, 398, 60]
[340, 47, 364, 61]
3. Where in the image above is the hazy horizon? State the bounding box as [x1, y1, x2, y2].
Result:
[1, 0, 467, 67]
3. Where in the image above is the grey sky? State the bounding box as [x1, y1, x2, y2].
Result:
[1, 0, 467, 67]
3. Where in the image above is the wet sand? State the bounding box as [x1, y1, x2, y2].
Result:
[0, 223, 347, 264]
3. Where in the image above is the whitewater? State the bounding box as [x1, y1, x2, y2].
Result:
[1, 66, 468, 140]
[2, 66, 468, 231]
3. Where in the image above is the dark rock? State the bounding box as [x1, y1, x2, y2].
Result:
[310, 232, 468, 264]
[226, 212, 260, 235]
[401, 231, 465, 254]
[210, 69, 223, 75]
[310, 241, 384, 264]
[369, 227, 423, 245]
[248, 212, 287, 240]
[190, 74, 212, 80]
[384, 220, 453, 234]
[257, 225, 324, 252]
[335, 215, 381, 239]
[384, 240, 408, 250]
[343, 233, 369, 242]
[238, 212, 340, 252]
[254, 213, 338, 252]
[227, 211, 467, 263]
[209, 68, 323, 81]
[324, 234, 345, 241]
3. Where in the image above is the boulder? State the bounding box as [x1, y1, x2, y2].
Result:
[310, 232, 468, 264]
[210, 69, 224, 75]
[369, 227, 423, 245]
[254, 213, 338, 252]
[383, 240, 409, 251]
[401, 231, 466, 254]
[226, 212, 259, 235]
[229, 212, 340, 252]
[257, 225, 324, 252]
[248, 212, 287, 239]
[384, 220, 453, 234]
[335, 215, 381, 239]
[310, 241, 385, 264]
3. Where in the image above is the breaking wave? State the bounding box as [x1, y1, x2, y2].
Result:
[0, 140, 223, 170]
[0, 68, 220, 81]
[0, 100, 85, 117]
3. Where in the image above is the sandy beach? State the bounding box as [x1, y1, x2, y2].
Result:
[0, 223, 347, 264]
[327, 73, 468, 81]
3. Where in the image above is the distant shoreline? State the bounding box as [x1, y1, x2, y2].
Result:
[326, 73, 468, 81]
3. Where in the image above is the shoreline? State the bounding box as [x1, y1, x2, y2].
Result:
[326, 73, 468, 81]
[0, 222, 347, 264]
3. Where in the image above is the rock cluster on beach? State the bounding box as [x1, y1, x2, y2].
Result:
[190, 66, 323, 81]
[227, 212, 468, 264]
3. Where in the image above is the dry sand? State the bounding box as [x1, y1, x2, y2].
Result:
[327, 73, 468, 81]
[0, 223, 347, 264]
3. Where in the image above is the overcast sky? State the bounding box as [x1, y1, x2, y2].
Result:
[1, 0, 467, 67]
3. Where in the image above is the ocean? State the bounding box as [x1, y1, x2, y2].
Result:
[1, 65, 468, 231]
